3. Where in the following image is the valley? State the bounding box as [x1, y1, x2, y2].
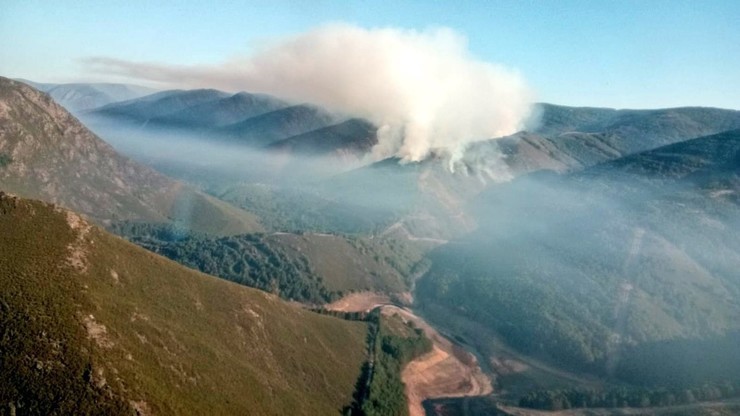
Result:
[2, 71, 739, 416]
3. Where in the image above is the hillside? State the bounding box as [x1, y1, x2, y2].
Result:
[417, 130, 740, 384]
[267, 118, 377, 158]
[0, 192, 368, 415]
[494, 104, 740, 175]
[90, 89, 231, 122]
[111, 221, 423, 303]
[0, 77, 262, 235]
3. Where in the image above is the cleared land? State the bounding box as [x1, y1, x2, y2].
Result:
[327, 292, 492, 416]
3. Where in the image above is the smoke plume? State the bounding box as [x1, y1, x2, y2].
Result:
[86, 24, 535, 162]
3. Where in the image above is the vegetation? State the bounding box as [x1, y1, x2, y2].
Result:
[0, 153, 11, 168]
[417, 131, 740, 382]
[519, 381, 740, 410]
[111, 221, 422, 303]
[212, 183, 398, 235]
[359, 311, 432, 416]
[0, 194, 130, 415]
[0, 193, 368, 415]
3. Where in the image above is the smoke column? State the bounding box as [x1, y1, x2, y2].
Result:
[87, 24, 535, 163]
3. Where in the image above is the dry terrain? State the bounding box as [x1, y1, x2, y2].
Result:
[325, 291, 393, 312]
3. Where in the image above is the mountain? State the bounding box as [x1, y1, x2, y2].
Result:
[216, 104, 341, 147]
[16, 79, 156, 112]
[83, 89, 375, 162]
[322, 104, 740, 242]
[267, 118, 377, 158]
[150, 91, 289, 128]
[416, 129, 740, 383]
[495, 104, 740, 175]
[86, 89, 338, 145]
[0, 192, 367, 415]
[0, 77, 261, 235]
[90, 88, 231, 122]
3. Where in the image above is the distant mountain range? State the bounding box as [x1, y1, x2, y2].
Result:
[494, 104, 740, 174]
[16, 79, 156, 112]
[83, 88, 376, 159]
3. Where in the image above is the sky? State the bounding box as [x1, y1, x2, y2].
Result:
[1, 0, 738, 109]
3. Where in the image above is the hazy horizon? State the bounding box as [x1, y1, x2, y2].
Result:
[1, 0, 739, 111]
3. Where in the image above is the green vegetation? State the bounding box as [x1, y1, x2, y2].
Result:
[0, 153, 11, 168]
[113, 221, 336, 303]
[360, 311, 432, 416]
[417, 131, 740, 382]
[519, 381, 740, 410]
[0, 193, 368, 415]
[111, 221, 422, 303]
[212, 183, 398, 235]
[0, 194, 130, 415]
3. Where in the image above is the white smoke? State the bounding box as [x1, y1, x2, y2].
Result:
[86, 24, 535, 163]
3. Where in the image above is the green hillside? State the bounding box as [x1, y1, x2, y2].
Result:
[110, 221, 423, 303]
[417, 130, 740, 382]
[0, 192, 367, 415]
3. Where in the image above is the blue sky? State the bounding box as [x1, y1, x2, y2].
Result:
[1, 0, 738, 109]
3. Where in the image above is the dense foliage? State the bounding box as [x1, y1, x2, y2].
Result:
[111, 222, 336, 303]
[112, 221, 421, 303]
[212, 183, 398, 235]
[0, 195, 132, 415]
[520, 381, 740, 410]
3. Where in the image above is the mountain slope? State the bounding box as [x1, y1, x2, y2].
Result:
[0, 192, 367, 415]
[0, 77, 261, 235]
[149, 91, 288, 128]
[110, 220, 422, 303]
[217, 104, 340, 147]
[90, 89, 230, 123]
[496, 104, 740, 175]
[417, 130, 740, 381]
[267, 118, 377, 158]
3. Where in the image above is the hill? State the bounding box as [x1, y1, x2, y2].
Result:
[0, 192, 368, 415]
[417, 129, 740, 384]
[16, 79, 156, 112]
[0, 77, 262, 235]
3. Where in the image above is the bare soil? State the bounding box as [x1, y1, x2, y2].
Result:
[324, 291, 392, 312]
[381, 306, 492, 416]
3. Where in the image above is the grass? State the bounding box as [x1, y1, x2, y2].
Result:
[0, 193, 368, 415]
